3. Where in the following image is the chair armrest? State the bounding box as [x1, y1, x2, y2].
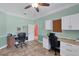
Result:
[57, 41, 60, 47]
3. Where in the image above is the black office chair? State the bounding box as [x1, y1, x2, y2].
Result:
[55, 41, 60, 55]
[48, 33, 60, 55]
[15, 32, 27, 48]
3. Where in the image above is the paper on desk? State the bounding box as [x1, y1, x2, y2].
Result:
[15, 42, 19, 44]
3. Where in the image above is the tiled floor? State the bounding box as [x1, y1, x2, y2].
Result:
[0, 41, 60, 56]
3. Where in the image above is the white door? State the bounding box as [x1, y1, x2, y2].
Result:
[28, 24, 34, 41]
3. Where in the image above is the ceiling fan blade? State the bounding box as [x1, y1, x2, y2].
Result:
[38, 3, 50, 6]
[24, 5, 31, 9]
[34, 7, 39, 12]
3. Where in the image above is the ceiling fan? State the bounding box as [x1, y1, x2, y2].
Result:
[24, 3, 50, 12]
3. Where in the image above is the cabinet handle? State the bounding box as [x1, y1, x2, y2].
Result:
[67, 44, 73, 47]
[66, 49, 72, 52]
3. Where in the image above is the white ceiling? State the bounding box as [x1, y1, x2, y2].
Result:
[0, 3, 78, 20]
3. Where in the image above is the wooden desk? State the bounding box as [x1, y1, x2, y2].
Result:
[7, 36, 15, 48]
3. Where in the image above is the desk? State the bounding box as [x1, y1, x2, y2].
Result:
[7, 36, 15, 48]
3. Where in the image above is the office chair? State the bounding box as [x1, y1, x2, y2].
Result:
[54, 41, 60, 55]
[48, 33, 60, 55]
[15, 32, 27, 48]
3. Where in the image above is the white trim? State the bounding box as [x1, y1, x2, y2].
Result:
[34, 4, 78, 20]
[0, 9, 31, 20]
[0, 45, 7, 49]
[0, 34, 7, 37]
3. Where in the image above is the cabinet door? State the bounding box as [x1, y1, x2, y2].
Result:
[71, 45, 79, 56]
[53, 19, 62, 32]
[62, 16, 71, 30]
[45, 20, 52, 30]
[43, 37, 50, 49]
[71, 14, 79, 30]
[61, 42, 79, 56]
[60, 42, 71, 56]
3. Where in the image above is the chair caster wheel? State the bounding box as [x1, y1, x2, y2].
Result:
[48, 49, 51, 52]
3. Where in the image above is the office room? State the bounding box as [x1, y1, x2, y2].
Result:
[0, 0, 79, 57]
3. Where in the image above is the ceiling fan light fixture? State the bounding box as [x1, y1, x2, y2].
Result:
[32, 3, 38, 8]
[24, 3, 50, 12]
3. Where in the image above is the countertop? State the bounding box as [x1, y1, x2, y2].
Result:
[59, 38, 79, 46]
[43, 36, 79, 46]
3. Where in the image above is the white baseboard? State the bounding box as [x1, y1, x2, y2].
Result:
[0, 45, 7, 49]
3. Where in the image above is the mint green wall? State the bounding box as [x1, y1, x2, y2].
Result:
[0, 11, 7, 47]
[0, 11, 6, 35]
[0, 36, 7, 47]
[0, 11, 34, 48]
[35, 4, 79, 42]
[6, 14, 34, 34]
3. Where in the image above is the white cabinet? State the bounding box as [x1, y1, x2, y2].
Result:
[62, 13, 79, 30]
[62, 16, 71, 30]
[45, 20, 52, 30]
[60, 42, 79, 56]
[43, 37, 50, 49]
[71, 14, 79, 30]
